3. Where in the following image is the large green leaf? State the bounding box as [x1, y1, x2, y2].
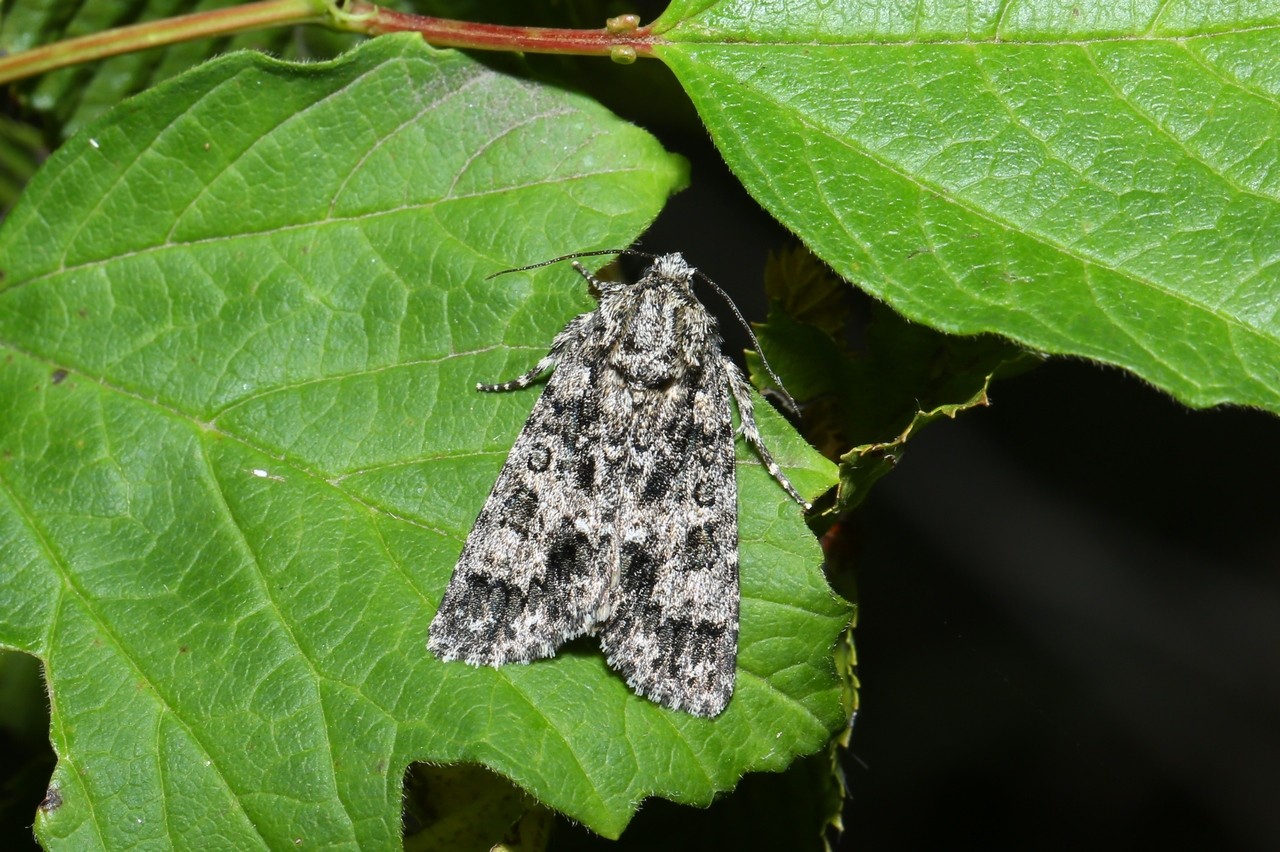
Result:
[0, 34, 847, 846]
[655, 0, 1280, 414]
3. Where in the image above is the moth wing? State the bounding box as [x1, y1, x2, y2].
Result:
[428, 348, 616, 666]
[596, 356, 740, 717]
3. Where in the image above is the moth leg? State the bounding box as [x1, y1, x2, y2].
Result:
[476, 359, 553, 393]
[725, 358, 811, 510]
[571, 261, 602, 288]
[477, 313, 593, 393]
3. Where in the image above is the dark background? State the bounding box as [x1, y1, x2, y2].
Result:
[847, 363, 1280, 851]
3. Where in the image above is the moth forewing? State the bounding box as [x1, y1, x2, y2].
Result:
[428, 252, 808, 717]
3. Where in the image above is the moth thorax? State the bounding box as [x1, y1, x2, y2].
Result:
[605, 288, 697, 388]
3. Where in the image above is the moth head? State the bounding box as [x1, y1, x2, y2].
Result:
[646, 253, 696, 288]
[579, 256, 710, 346]
[487, 249, 801, 410]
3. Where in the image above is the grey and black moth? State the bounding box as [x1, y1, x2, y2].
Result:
[428, 252, 809, 717]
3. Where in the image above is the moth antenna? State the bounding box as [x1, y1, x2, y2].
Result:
[486, 248, 653, 280]
[490, 251, 803, 414]
[692, 270, 802, 415]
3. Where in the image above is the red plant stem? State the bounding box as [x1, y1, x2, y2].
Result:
[351, 4, 657, 58]
[0, 1, 659, 87]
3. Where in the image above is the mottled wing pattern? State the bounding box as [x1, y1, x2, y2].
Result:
[430, 253, 808, 717]
[596, 354, 740, 717]
[427, 323, 620, 665]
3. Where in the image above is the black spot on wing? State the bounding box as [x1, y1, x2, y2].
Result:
[547, 520, 591, 590]
[640, 463, 675, 504]
[661, 408, 697, 455]
[458, 574, 521, 644]
[693, 477, 718, 507]
[682, 525, 716, 572]
[575, 453, 596, 490]
[619, 540, 657, 597]
[526, 443, 551, 472]
[501, 485, 538, 534]
[662, 618, 726, 678]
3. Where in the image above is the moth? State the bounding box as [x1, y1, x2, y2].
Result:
[428, 252, 809, 717]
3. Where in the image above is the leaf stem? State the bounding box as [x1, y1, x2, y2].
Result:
[341, 3, 656, 61]
[0, 1, 658, 87]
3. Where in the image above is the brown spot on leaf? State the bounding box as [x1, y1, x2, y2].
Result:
[39, 786, 62, 813]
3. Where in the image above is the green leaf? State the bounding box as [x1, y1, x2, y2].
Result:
[656, 1, 1280, 415]
[0, 34, 849, 846]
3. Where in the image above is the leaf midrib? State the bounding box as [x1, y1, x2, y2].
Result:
[664, 25, 1280, 46]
